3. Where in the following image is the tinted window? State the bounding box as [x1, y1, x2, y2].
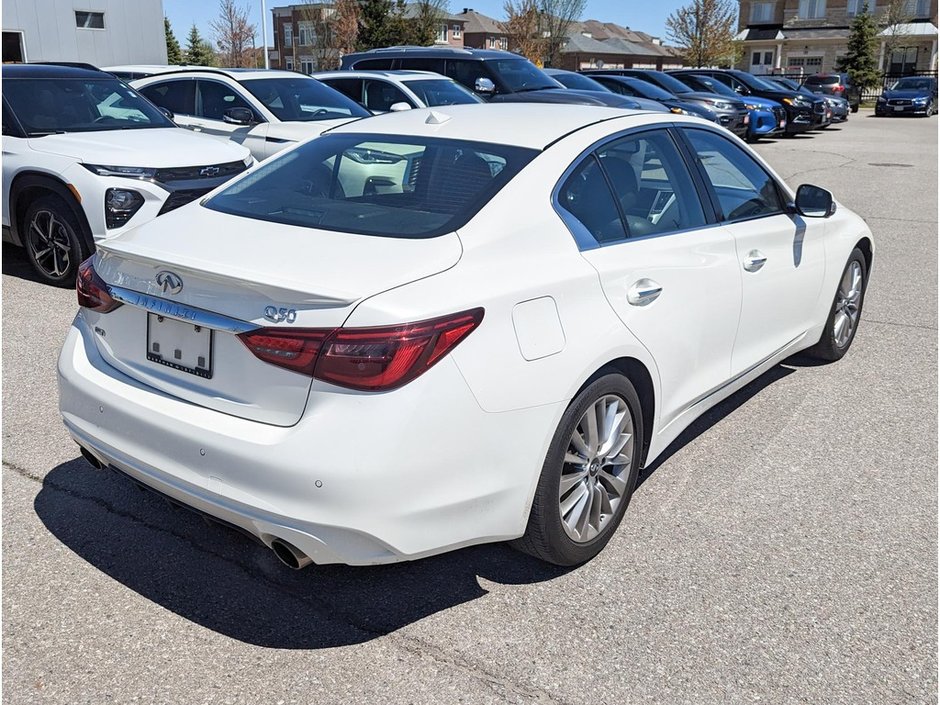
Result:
[684, 129, 783, 221]
[558, 156, 626, 244]
[446, 59, 495, 92]
[551, 72, 607, 91]
[353, 58, 394, 70]
[398, 58, 445, 73]
[597, 130, 706, 237]
[489, 59, 556, 92]
[363, 80, 413, 111]
[4, 77, 175, 135]
[206, 134, 537, 238]
[197, 80, 256, 120]
[2, 99, 23, 136]
[319, 77, 363, 104]
[892, 77, 935, 91]
[804, 75, 839, 86]
[406, 79, 481, 106]
[240, 77, 369, 121]
[140, 79, 196, 116]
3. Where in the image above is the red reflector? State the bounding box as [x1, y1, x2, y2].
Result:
[76, 257, 121, 313]
[237, 308, 484, 391]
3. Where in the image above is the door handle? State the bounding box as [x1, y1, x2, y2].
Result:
[743, 250, 767, 272]
[627, 279, 663, 306]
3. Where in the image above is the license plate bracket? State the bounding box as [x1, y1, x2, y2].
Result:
[146, 313, 213, 379]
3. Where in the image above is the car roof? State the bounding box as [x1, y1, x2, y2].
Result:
[346, 46, 518, 61]
[329, 103, 644, 150]
[3, 63, 111, 79]
[314, 70, 450, 81]
[133, 67, 302, 81]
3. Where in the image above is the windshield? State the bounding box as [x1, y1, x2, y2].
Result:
[640, 71, 692, 95]
[406, 79, 482, 106]
[892, 77, 935, 91]
[552, 72, 608, 91]
[206, 134, 537, 239]
[493, 59, 559, 92]
[3, 77, 174, 136]
[749, 75, 789, 92]
[623, 78, 675, 101]
[241, 77, 370, 122]
[683, 74, 739, 98]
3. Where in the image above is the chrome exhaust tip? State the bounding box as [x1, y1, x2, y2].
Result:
[79, 446, 103, 470]
[270, 539, 313, 570]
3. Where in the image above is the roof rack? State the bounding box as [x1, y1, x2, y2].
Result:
[369, 45, 475, 54]
[35, 61, 103, 72]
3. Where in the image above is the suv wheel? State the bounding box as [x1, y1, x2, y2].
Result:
[23, 195, 90, 287]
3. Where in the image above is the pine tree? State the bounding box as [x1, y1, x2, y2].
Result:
[837, 5, 881, 93]
[357, 0, 411, 50]
[185, 24, 214, 65]
[165, 18, 183, 64]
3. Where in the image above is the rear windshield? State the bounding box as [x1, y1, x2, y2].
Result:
[804, 75, 839, 85]
[205, 133, 537, 238]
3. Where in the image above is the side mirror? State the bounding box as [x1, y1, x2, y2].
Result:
[474, 77, 496, 96]
[159, 107, 175, 120]
[795, 184, 836, 218]
[389, 102, 412, 112]
[222, 107, 254, 125]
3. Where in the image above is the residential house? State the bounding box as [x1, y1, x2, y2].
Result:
[455, 9, 509, 50]
[735, 0, 938, 75]
[559, 20, 682, 70]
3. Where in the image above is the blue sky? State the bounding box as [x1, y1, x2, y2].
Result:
[164, 0, 688, 49]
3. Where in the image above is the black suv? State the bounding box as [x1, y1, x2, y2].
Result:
[671, 69, 827, 135]
[340, 47, 603, 105]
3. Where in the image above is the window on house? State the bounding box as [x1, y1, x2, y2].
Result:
[298, 22, 314, 46]
[750, 2, 774, 22]
[499, 37, 508, 50]
[285, 56, 294, 70]
[452, 24, 461, 38]
[904, 0, 929, 16]
[797, 0, 826, 18]
[75, 11, 104, 29]
[788, 55, 823, 68]
[889, 46, 919, 73]
[284, 24, 293, 47]
[437, 23, 447, 42]
[763, 51, 774, 65]
[846, 0, 868, 16]
[301, 57, 315, 74]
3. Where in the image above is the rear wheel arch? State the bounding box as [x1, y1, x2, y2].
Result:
[10, 172, 94, 251]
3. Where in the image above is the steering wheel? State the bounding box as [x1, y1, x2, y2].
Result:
[308, 108, 329, 118]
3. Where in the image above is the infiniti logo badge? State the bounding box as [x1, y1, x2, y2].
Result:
[155, 270, 183, 295]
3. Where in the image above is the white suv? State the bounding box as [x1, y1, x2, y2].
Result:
[311, 70, 483, 112]
[131, 68, 371, 161]
[2, 64, 252, 286]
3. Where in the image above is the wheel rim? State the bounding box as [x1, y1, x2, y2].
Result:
[559, 394, 635, 543]
[26, 209, 73, 279]
[833, 260, 863, 348]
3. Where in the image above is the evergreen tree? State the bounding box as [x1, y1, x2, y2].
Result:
[165, 17, 183, 64]
[357, 0, 411, 50]
[836, 5, 881, 93]
[185, 24, 214, 65]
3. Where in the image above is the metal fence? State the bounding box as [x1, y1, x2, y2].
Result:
[771, 69, 938, 102]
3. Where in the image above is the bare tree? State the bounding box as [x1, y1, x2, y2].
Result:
[408, 0, 451, 46]
[210, 0, 256, 67]
[501, 0, 543, 63]
[878, 0, 912, 71]
[538, 0, 585, 67]
[295, 0, 361, 71]
[332, 0, 360, 58]
[665, 0, 737, 68]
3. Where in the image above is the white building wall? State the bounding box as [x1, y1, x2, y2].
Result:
[3, 0, 167, 65]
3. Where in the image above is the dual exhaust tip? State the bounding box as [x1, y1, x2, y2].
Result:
[79, 445, 313, 571]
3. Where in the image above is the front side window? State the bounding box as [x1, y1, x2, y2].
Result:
[363, 80, 413, 111]
[75, 11, 104, 28]
[797, 0, 826, 18]
[197, 80, 256, 121]
[206, 134, 537, 238]
[4, 78, 175, 135]
[683, 128, 784, 222]
[140, 79, 196, 116]
[240, 77, 369, 121]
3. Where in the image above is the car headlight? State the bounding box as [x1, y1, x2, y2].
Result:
[669, 106, 693, 116]
[744, 103, 761, 111]
[82, 164, 157, 179]
[104, 188, 144, 229]
[913, 96, 928, 103]
[710, 101, 733, 110]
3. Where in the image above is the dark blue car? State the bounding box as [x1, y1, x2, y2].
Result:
[875, 76, 938, 117]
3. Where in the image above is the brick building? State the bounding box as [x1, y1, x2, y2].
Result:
[735, 0, 938, 75]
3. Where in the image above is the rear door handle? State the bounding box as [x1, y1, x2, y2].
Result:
[627, 279, 663, 306]
[743, 250, 767, 272]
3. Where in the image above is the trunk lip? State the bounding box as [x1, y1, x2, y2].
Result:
[108, 285, 258, 335]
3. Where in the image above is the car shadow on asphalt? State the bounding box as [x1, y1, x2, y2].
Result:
[2, 242, 50, 285]
[34, 361, 801, 649]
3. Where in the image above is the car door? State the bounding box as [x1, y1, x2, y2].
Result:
[679, 126, 826, 376]
[190, 79, 264, 146]
[560, 127, 743, 429]
[1, 98, 26, 239]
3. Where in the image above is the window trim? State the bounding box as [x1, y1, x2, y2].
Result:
[551, 124, 719, 251]
[673, 124, 792, 226]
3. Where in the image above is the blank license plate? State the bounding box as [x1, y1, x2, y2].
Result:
[894, 106, 905, 111]
[146, 313, 213, 378]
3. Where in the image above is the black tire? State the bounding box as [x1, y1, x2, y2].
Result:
[850, 104, 859, 113]
[512, 372, 643, 566]
[805, 248, 868, 362]
[745, 133, 760, 144]
[22, 194, 89, 287]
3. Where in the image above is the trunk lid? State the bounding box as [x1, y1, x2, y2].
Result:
[90, 204, 462, 426]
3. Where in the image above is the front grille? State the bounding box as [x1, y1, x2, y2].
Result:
[813, 102, 826, 114]
[888, 99, 912, 106]
[157, 187, 213, 215]
[154, 160, 247, 183]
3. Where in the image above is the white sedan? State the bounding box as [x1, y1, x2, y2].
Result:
[58, 105, 873, 568]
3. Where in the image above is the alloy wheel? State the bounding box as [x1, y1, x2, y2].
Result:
[559, 394, 634, 543]
[833, 260, 863, 348]
[26, 209, 74, 279]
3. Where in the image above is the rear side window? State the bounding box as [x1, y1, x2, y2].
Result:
[683, 128, 784, 221]
[319, 77, 364, 104]
[352, 58, 394, 70]
[557, 156, 626, 244]
[140, 79, 195, 116]
[398, 58, 445, 73]
[205, 134, 537, 238]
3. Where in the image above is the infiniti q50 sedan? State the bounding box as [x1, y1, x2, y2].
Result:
[58, 105, 873, 568]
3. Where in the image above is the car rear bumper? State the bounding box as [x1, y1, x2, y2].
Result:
[58, 313, 559, 565]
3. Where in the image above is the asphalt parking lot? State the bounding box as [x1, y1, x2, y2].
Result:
[3, 113, 937, 705]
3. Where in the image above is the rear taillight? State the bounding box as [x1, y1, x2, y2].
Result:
[76, 257, 121, 313]
[238, 308, 484, 391]
[835, 85, 845, 92]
